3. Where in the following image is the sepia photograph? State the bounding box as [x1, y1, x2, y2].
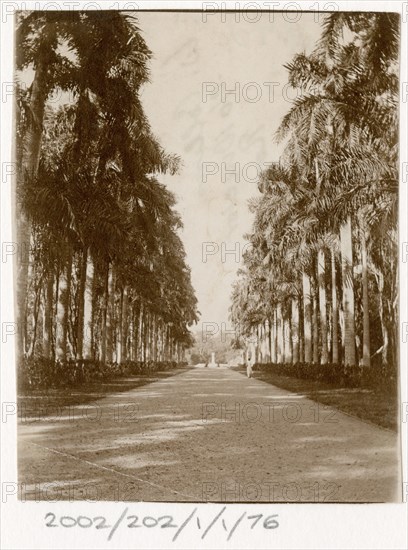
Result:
[1, 2, 406, 537]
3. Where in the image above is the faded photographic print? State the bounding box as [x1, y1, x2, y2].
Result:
[11, 7, 402, 510]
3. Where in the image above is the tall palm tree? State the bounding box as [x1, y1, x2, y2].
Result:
[17, 12, 198, 367]
[231, 13, 398, 372]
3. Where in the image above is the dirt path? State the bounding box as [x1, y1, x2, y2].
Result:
[18, 366, 401, 502]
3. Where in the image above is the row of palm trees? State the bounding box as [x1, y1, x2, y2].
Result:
[16, 11, 198, 364]
[230, 13, 399, 370]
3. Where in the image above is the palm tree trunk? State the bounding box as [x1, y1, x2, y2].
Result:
[138, 303, 144, 362]
[160, 319, 165, 361]
[258, 324, 263, 363]
[331, 248, 339, 363]
[291, 297, 299, 363]
[55, 251, 72, 361]
[128, 317, 133, 361]
[83, 253, 94, 360]
[284, 314, 292, 364]
[150, 314, 154, 361]
[156, 317, 161, 361]
[151, 315, 155, 361]
[265, 320, 271, 362]
[166, 325, 171, 362]
[256, 325, 261, 363]
[43, 269, 54, 359]
[299, 292, 304, 362]
[374, 268, 388, 367]
[53, 266, 59, 355]
[163, 322, 167, 361]
[28, 280, 42, 358]
[361, 228, 371, 367]
[340, 217, 356, 366]
[302, 272, 312, 362]
[121, 285, 129, 363]
[312, 282, 319, 364]
[318, 249, 328, 364]
[271, 308, 277, 363]
[276, 303, 284, 363]
[18, 54, 49, 359]
[143, 310, 148, 362]
[106, 262, 116, 362]
[117, 287, 123, 363]
[132, 301, 139, 361]
[76, 246, 87, 359]
[100, 263, 109, 363]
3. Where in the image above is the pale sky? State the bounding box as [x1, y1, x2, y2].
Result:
[138, 11, 321, 329]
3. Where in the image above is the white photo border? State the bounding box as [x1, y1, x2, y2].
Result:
[1, 2, 407, 549]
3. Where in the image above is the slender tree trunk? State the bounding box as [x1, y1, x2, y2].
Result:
[106, 263, 116, 362]
[159, 319, 164, 361]
[132, 301, 139, 361]
[154, 318, 158, 363]
[299, 291, 304, 362]
[53, 266, 59, 357]
[258, 324, 263, 363]
[121, 285, 129, 363]
[262, 323, 267, 363]
[143, 310, 148, 362]
[284, 313, 292, 364]
[83, 253, 94, 359]
[151, 316, 155, 361]
[312, 281, 319, 364]
[271, 309, 277, 363]
[331, 248, 339, 364]
[157, 317, 162, 361]
[340, 217, 356, 366]
[18, 54, 49, 359]
[256, 325, 261, 363]
[167, 325, 171, 362]
[391, 253, 398, 368]
[375, 269, 388, 367]
[170, 337, 174, 362]
[43, 268, 54, 359]
[76, 247, 87, 359]
[302, 272, 312, 363]
[55, 252, 72, 361]
[148, 312, 153, 361]
[164, 324, 168, 361]
[276, 303, 283, 364]
[291, 297, 299, 364]
[265, 320, 271, 362]
[100, 263, 109, 364]
[116, 287, 123, 363]
[151, 314, 157, 362]
[138, 303, 144, 362]
[318, 249, 328, 364]
[28, 281, 42, 358]
[361, 228, 371, 367]
[250, 329, 257, 365]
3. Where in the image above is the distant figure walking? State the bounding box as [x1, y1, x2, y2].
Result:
[246, 352, 253, 378]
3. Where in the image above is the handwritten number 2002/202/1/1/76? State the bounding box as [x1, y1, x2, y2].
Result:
[44, 509, 280, 541]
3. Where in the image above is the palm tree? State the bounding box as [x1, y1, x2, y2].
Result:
[231, 13, 398, 373]
[17, 12, 198, 369]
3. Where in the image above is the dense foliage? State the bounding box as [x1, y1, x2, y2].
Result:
[16, 11, 198, 369]
[230, 14, 399, 373]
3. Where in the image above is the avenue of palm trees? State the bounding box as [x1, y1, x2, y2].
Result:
[230, 13, 399, 374]
[16, 10, 400, 386]
[16, 11, 198, 375]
